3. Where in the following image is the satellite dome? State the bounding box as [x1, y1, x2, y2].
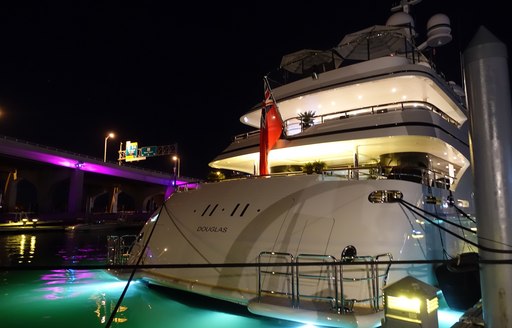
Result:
[386, 11, 416, 37]
[426, 14, 452, 47]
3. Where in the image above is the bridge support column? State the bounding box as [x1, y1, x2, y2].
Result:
[3, 177, 18, 213]
[68, 169, 84, 219]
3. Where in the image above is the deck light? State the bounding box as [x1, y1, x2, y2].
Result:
[383, 276, 440, 327]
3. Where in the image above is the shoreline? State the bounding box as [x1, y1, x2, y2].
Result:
[0, 219, 144, 233]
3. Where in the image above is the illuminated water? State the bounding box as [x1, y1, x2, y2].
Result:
[0, 231, 463, 328]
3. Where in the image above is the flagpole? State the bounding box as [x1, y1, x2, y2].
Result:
[263, 76, 285, 136]
[260, 77, 269, 175]
[260, 76, 284, 176]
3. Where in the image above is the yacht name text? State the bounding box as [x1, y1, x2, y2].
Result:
[197, 226, 228, 233]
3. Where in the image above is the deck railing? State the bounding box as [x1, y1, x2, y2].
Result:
[256, 250, 392, 314]
[233, 100, 460, 142]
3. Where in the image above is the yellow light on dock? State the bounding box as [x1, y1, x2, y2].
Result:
[383, 276, 440, 327]
[426, 296, 439, 313]
[387, 295, 421, 313]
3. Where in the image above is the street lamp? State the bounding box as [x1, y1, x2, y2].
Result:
[104, 132, 115, 162]
[172, 155, 181, 177]
[172, 155, 181, 189]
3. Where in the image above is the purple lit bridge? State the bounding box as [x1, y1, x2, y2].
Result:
[0, 136, 199, 222]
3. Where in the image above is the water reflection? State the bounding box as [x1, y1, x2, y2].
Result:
[5, 234, 37, 264]
[37, 266, 134, 325]
[92, 291, 128, 324]
[0, 232, 462, 328]
[0, 230, 138, 266]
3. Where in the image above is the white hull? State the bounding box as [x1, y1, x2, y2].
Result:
[116, 174, 475, 327]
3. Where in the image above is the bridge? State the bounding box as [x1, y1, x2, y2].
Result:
[0, 135, 200, 223]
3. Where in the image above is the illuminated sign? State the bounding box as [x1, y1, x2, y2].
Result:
[141, 146, 157, 157]
[125, 141, 146, 162]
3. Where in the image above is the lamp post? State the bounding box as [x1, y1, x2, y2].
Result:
[103, 132, 115, 162]
[172, 155, 181, 178]
[118, 142, 123, 165]
[172, 155, 180, 188]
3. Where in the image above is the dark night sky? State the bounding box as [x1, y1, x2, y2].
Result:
[0, 1, 509, 179]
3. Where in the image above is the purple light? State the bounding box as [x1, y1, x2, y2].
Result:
[39, 269, 97, 300]
[0, 137, 191, 186]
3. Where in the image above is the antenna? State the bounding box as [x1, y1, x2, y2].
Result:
[391, 0, 422, 13]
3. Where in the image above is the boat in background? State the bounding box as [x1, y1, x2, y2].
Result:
[0, 212, 66, 232]
[64, 212, 148, 232]
[112, 1, 480, 327]
[65, 219, 144, 232]
[0, 219, 66, 232]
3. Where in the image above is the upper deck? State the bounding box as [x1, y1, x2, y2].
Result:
[241, 56, 467, 132]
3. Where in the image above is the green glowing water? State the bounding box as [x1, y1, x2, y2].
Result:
[0, 231, 463, 328]
[1, 269, 299, 328]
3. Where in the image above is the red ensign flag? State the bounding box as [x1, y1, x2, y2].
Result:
[259, 77, 283, 175]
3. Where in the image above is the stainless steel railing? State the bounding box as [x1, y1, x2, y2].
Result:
[256, 250, 392, 314]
